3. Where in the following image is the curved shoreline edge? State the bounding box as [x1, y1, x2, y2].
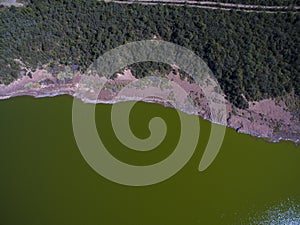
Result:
[0, 69, 299, 145]
[1, 87, 299, 145]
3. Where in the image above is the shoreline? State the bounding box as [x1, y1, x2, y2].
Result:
[0, 70, 299, 145]
[1, 87, 299, 145]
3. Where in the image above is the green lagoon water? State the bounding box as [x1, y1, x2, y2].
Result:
[0, 95, 299, 225]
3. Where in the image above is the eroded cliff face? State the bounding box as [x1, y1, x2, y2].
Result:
[167, 73, 300, 143]
[0, 68, 299, 143]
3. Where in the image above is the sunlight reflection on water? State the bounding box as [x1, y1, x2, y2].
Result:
[246, 199, 300, 225]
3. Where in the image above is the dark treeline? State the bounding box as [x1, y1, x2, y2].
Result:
[0, 0, 299, 108]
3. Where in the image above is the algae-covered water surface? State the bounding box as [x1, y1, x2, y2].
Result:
[0, 96, 299, 225]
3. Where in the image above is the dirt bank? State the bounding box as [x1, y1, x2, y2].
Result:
[0, 68, 298, 144]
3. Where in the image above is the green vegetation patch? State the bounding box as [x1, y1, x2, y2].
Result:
[0, 0, 299, 108]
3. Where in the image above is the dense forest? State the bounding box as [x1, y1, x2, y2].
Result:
[0, 0, 299, 108]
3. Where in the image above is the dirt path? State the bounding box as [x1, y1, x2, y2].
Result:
[104, 0, 299, 13]
[0, 0, 24, 7]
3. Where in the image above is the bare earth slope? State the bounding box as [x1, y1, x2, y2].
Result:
[0, 69, 299, 144]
